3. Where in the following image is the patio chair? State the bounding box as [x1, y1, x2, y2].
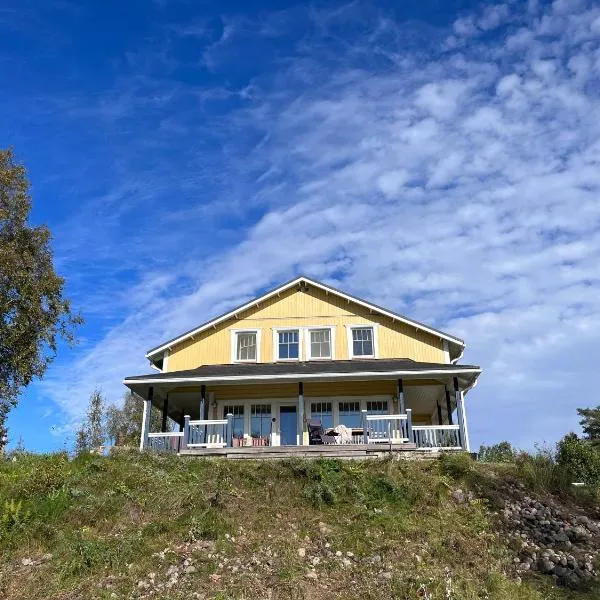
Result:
[308, 419, 325, 445]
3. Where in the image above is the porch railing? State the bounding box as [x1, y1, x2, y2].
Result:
[412, 425, 461, 449]
[187, 418, 230, 448]
[147, 431, 184, 453]
[362, 410, 412, 444]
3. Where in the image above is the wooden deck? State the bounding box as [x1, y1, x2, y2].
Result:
[177, 442, 447, 460]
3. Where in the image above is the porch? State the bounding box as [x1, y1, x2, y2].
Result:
[123, 359, 480, 457]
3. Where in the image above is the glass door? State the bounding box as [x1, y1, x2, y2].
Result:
[279, 406, 297, 446]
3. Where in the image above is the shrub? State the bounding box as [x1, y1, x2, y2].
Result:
[556, 433, 600, 485]
[439, 452, 473, 479]
[478, 442, 516, 463]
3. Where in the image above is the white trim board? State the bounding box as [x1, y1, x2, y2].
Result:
[146, 276, 465, 359]
[124, 368, 481, 386]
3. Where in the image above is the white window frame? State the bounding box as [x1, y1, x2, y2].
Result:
[346, 324, 379, 359]
[231, 329, 261, 363]
[305, 326, 335, 361]
[272, 327, 302, 362]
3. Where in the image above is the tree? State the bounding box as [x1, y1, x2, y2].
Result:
[74, 389, 106, 453]
[477, 441, 516, 463]
[577, 405, 600, 446]
[556, 433, 600, 485]
[0, 148, 82, 447]
[106, 391, 163, 447]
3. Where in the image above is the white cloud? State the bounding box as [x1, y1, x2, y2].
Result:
[20, 0, 600, 451]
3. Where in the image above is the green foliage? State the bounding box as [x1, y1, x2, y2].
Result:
[439, 451, 474, 478]
[1, 499, 30, 530]
[105, 391, 162, 447]
[478, 441, 516, 463]
[577, 406, 600, 446]
[74, 389, 106, 453]
[556, 433, 600, 485]
[0, 148, 82, 446]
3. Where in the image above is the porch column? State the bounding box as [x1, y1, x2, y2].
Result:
[161, 394, 169, 432]
[445, 388, 453, 425]
[397, 378, 405, 414]
[139, 386, 153, 451]
[436, 399, 443, 425]
[199, 385, 206, 420]
[453, 377, 468, 451]
[298, 382, 305, 446]
[459, 391, 471, 452]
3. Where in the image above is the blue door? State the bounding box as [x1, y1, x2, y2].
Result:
[280, 406, 297, 446]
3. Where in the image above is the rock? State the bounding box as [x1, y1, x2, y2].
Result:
[537, 558, 555, 574]
[185, 565, 197, 574]
[380, 572, 392, 580]
[297, 548, 306, 558]
[451, 489, 467, 504]
[346, 551, 354, 558]
[305, 571, 318, 580]
[20, 558, 34, 567]
[335, 550, 343, 557]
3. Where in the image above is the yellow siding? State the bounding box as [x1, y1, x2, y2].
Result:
[166, 286, 446, 371]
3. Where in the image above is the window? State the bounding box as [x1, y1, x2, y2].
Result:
[367, 400, 388, 415]
[352, 327, 374, 357]
[278, 330, 299, 360]
[251, 404, 271, 439]
[311, 402, 333, 429]
[223, 405, 244, 439]
[339, 401, 362, 428]
[309, 329, 331, 359]
[236, 332, 257, 361]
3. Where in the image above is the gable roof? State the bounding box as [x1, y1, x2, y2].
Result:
[146, 275, 465, 360]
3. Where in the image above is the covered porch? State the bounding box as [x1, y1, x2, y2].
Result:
[123, 359, 480, 456]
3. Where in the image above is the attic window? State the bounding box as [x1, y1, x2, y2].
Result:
[236, 332, 257, 361]
[348, 326, 376, 358]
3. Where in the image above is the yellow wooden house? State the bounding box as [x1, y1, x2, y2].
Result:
[124, 276, 481, 457]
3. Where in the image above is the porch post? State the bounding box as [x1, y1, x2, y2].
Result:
[406, 408, 413, 444]
[445, 388, 453, 425]
[459, 391, 471, 452]
[453, 377, 467, 450]
[436, 399, 443, 425]
[226, 413, 234, 447]
[182, 415, 190, 449]
[139, 386, 153, 451]
[397, 378, 405, 413]
[161, 394, 169, 432]
[298, 382, 305, 446]
[200, 385, 206, 420]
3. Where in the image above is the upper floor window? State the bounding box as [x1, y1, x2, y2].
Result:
[309, 328, 331, 359]
[351, 326, 374, 357]
[278, 329, 299, 360]
[236, 331, 257, 361]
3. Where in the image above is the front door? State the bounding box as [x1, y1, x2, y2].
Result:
[279, 406, 297, 446]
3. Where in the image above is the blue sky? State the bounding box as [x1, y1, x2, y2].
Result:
[3, 0, 600, 452]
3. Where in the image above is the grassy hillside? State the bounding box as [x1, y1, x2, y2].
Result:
[0, 450, 598, 600]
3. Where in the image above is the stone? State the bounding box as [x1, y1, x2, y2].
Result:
[185, 565, 197, 574]
[451, 489, 466, 504]
[305, 571, 318, 580]
[20, 558, 34, 567]
[537, 558, 555, 574]
[297, 548, 306, 558]
[380, 572, 393, 580]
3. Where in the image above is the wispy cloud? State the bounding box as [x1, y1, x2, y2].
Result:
[4, 0, 600, 450]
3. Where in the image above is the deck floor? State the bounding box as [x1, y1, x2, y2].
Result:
[177, 443, 445, 460]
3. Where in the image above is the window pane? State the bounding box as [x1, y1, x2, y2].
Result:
[310, 329, 331, 358]
[366, 401, 388, 415]
[310, 402, 333, 430]
[339, 401, 361, 428]
[237, 333, 256, 360]
[251, 404, 271, 438]
[352, 328, 373, 356]
[278, 330, 299, 360]
[223, 405, 245, 439]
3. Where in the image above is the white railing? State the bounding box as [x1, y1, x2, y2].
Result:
[364, 411, 412, 444]
[147, 432, 184, 453]
[412, 425, 461, 449]
[187, 418, 229, 448]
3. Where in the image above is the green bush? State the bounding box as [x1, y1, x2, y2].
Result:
[439, 452, 473, 478]
[478, 442, 516, 463]
[556, 433, 600, 485]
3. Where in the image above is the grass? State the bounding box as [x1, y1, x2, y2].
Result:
[0, 450, 598, 599]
